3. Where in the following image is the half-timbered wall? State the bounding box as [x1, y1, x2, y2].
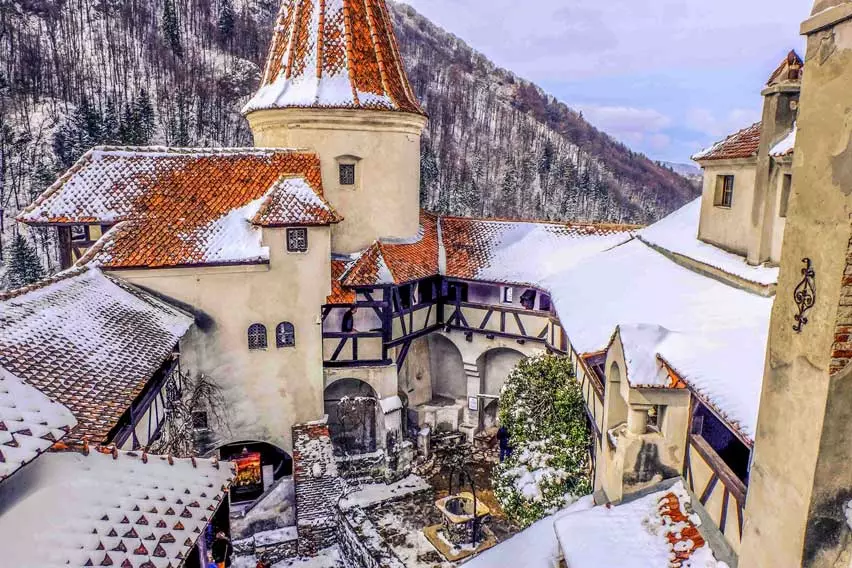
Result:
[115, 353, 183, 450]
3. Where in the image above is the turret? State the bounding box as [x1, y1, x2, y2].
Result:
[243, 0, 427, 254]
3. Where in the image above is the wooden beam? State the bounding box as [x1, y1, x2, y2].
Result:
[396, 340, 412, 370]
[699, 473, 718, 506]
[513, 312, 527, 336]
[331, 338, 349, 361]
[720, 487, 730, 535]
[478, 309, 494, 330]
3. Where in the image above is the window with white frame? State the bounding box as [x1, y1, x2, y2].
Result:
[502, 287, 513, 303]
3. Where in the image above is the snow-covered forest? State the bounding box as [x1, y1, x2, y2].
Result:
[0, 0, 698, 277]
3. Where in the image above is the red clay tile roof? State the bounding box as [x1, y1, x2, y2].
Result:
[0, 367, 76, 481]
[244, 0, 424, 115]
[340, 213, 634, 288]
[18, 147, 340, 269]
[328, 258, 357, 304]
[0, 447, 233, 568]
[0, 267, 193, 443]
[342, 211, 439, 286]
[692, 122, 762, 161]
[441, 215, 636, 283]
[767, 50, 803, 86]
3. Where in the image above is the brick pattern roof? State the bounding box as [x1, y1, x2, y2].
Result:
[441, 216, 635, 282]
[341, 213, 633, 287]
[342, 212, 439, 287]
[0, 367, 76, 481]
[692, 123, 762, 161]
[767, 50, 803, 86]
[0, 267, 193, 443]
[0, 447, 233, 568]
[243, 0, 423, 115]
[18, 147, 337, 269]
[328, 259, 357, 304]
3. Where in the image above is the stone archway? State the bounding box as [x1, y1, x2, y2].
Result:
[428, 334, 466, 400]
[477, 347, 526, 397]
[324, 378, 379, 456]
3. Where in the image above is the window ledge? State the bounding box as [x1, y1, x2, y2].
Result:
[713, 205, 732, 210]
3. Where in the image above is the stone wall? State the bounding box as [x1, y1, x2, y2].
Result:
[337, 507, 408, 568]
[293, 419, 347, 556]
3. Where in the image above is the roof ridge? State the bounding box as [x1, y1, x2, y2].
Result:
[89, 145, 313, 155]
[438, 212, 640, 231]
[0, 265, 91, 301]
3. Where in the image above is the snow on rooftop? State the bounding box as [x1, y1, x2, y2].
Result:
[0, 448, 234, 567]
[640, 199, 779, 287]
[544, 239, 772, 440]
[0, 267, 194, 442]
[465, 496, 595, 568]
[0, 367, 76, 481]
[554, 481, 728, 568]
[771, 123, 797, 157]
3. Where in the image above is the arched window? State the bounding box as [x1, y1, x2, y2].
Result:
[248, 324, 268, 350]
[276, 322, 296, 348]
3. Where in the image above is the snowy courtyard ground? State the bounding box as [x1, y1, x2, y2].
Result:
[233, 435, 522, 568]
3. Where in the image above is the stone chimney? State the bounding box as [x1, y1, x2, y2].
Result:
[739, 3, 852, 566]
[746, 51, 802, 266]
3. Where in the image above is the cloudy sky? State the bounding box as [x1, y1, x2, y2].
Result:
[400, 0, 809, 164]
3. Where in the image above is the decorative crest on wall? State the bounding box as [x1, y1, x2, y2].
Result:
[793, 258, 816, 333]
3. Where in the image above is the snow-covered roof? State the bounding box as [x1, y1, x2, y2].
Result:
[692, 122, 762, 162]
[0, 367, 76, 482]
[0, 267, 194, 442]
[771, 123, 797, 157]
[18, 147, 340, 269]
[340, 213, 635, 287]
[243, 0, 423, 115]
[0, 447, 234, 568]
[465, 496, 595, 568]
[543, 239, 772, 440]
[554, 481, 728, 568]
[440, 216, 635, 285]
[640, 198, 779, 287]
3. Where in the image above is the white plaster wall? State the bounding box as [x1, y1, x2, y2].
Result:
[697, 161, 758, 256]
[114, 226, 332, 454]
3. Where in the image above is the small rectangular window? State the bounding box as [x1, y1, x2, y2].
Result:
[539, 294, 551, 312]
[192, 411, 209, 430]
[287, 228, 308, 252]
[71, 225, 89, 242]
[339, 164, 356, 186]
[503, 287, 513, 304]
[715, 175, 734, 208]
[780, 174, 792, 218]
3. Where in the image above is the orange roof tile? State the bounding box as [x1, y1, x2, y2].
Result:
[692, 122, 762, 162]
[441, 215, 636, 282]
[244, 0, 424, 115]
[328, 259, 357, 304]
[18, 147, 340, 269]
[342, 211, 439, 286]
[767, 50, 803, 86]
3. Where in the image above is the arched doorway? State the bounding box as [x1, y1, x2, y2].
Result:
[428, 334, 466, 400]
[216, 440, 293, 503]
[324, 378, 379, 456]
[476, 348, 526, 430]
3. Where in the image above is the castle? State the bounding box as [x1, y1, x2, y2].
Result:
[4, 0, 852, 566]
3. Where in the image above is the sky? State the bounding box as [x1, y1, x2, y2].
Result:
[400, 0, 809, 165]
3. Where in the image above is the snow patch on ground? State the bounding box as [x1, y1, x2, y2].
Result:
[339, 474, 431, 511]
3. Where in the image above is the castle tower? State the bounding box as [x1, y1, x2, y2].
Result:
[243, 0, 427, 254]
[746, 50, 802, 266]
[739, 2, 852, 566]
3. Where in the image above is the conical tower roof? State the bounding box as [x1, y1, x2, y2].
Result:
[243, 0, 424, 115]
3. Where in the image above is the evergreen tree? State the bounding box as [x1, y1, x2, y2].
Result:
[52, 97, 104, 168]
[103, 99, 120, 144]
[217, 0, 236, 42]
[419, 144, 439, 208]
[4, 233, 45, 289]
[162, 0, 183, 58]
[135, 89, 156, 144]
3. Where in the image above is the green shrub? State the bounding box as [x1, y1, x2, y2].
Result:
[493, 354, 592, 527]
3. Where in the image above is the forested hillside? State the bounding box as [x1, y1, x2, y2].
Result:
[0, 0, 697, 276]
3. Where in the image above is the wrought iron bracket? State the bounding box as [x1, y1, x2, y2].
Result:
[793, 258, 816, 333]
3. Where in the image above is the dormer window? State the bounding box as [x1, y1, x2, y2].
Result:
[339, 163, 356, 186]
